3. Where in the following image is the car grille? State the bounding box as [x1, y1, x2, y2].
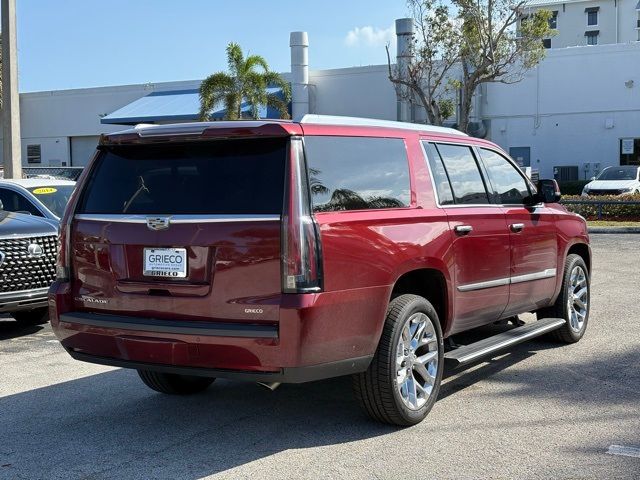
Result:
[587, 189, 626, 196]
[0, 235, 57, 293]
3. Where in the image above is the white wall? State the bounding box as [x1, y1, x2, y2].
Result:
[309, 65, 396, 120]
[485, 43, 640, 177]
[0, 79, 202, 167]
[0, 42, 638, 178]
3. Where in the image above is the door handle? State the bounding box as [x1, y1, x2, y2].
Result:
[510, 223, 525, 233]
[454, 225, 473, 235]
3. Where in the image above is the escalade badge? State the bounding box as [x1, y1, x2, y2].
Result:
[147, 217, 170, 231]
[0, 251, 4, 267]
[27, 243, 44, 258]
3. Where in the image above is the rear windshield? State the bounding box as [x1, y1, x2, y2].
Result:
[77, 139, 287, 215]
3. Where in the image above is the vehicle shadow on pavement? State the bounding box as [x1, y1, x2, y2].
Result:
[0, 318, 45, 341]
[1, 326, 638, 479]
[0, 369, 395, 479]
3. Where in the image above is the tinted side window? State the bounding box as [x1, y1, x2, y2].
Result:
[304, 136, 410, 212]
[0, 188, 42, 216]
[479, 149, 531, 205]
[436, 144, 489, 204]
[423, 142, 454, 205]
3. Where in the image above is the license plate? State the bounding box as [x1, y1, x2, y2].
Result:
[143, 248, 187, 278]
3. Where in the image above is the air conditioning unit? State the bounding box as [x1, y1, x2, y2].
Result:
[553, 166, 579, 182]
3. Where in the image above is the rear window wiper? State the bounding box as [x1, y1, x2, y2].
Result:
[123, 176, 149, 213]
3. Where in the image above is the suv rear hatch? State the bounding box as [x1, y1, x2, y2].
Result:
[70, 137, 287, 326]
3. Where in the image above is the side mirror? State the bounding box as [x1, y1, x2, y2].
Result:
[0, 200, 3, 210]
[536, 179, 561, 204]
[590, 176, 596, 181]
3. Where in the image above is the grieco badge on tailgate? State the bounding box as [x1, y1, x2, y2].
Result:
[146, 216, 171, 231]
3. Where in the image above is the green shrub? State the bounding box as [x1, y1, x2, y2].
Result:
[561, 194, 640, 220]
[558, 181, 589, 196]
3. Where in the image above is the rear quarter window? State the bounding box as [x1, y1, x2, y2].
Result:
[303, 136, 410, 212]
[77, 139, 287, 215]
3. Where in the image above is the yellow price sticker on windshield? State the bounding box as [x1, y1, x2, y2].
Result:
[32, 187, 57, 195]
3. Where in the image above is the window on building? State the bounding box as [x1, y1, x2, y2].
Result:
[542, 38, 552, 49]
[435, 144, 490, 205]
[26, 144, 41, 164]
[620, 138, 640, 166]
[304, 136, 410, 212]
[585, 30, 599, 45]
[549, 11, 558, 29]
[423, 142, 454, 205]
[586, 7, 599, 26]
[478, 149, 532, 205]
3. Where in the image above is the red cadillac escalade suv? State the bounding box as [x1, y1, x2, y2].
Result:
[49, 115, 591, 426]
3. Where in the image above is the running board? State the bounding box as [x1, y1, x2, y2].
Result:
[444, 318, 566, 367]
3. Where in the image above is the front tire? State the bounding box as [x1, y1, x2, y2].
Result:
[353, 294, 444, 426]
[137, 370, 215, 395]
[11, 307, 49, 326]
[538, 254, 590, 343]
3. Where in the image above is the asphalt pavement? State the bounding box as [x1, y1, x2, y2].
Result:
[1, 234, 638, 479]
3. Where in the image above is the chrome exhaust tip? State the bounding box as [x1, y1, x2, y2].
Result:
[257, 381, 281, 391]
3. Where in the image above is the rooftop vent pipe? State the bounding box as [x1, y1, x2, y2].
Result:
[395, 18, 414, 123]
[290, 31, 309, 121]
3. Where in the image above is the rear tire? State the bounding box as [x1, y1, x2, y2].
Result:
[353, 294, 444, 426]
[537, 254, 590, 343]
[137, 370, 215, 395]
[11, 307, 49, 326]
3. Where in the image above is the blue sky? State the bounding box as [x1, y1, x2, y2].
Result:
[16, 0, 408, 92]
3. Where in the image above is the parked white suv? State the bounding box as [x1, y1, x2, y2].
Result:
[581, 166, 640, 197]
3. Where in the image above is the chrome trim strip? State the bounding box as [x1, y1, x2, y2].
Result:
[457, 277, 510, 292]
[457, 268, 557, 292]
[0, 287, 50, 300]
[510, 268, 557, 285]
[74, 214, 281, 224]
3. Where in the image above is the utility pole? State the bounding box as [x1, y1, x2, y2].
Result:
[2, 0, 22, 179]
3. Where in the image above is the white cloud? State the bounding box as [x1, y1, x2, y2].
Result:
[344, 24, 396, 48]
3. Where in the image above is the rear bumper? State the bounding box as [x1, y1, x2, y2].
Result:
[66, 349, 372, 383]
[49, 281, 390, 383]
[0, 287, 49, 313]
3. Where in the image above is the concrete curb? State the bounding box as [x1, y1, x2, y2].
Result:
[588, 227, 640, 234]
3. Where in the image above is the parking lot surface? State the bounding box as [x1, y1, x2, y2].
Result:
[1, 234, 638, 479]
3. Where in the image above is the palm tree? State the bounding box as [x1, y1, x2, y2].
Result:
[199, 43, 291, 121]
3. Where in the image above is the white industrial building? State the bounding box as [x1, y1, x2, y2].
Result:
[522, 0, 640, 48]
[0, 7, 639, 181]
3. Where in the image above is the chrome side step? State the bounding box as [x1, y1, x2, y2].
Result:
[444, 318, 566, 367]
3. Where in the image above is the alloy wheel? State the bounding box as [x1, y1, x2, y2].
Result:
[567, 265, 588, 333]
[395, 312, 439, 410]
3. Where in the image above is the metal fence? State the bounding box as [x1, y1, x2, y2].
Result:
[0, 167, 84, 181]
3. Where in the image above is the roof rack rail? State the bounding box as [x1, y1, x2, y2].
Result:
[299, 114, 467, 136]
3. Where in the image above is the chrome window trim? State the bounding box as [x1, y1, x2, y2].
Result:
[74, 214, 281, 223]
[420, 140, 544, 209]
[475, 145, 538, 199]
[457, 268, 557, 292]
[420, 140, 494, 209]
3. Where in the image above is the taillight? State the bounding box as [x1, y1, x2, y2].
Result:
[281, 137, 322, 293]
[56, 214, 72, 281]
